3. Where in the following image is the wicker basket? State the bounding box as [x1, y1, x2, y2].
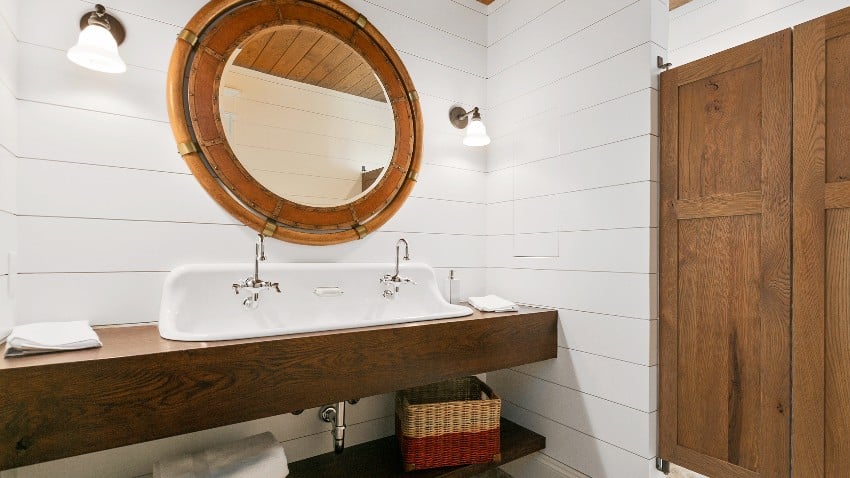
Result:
[396, 376, 501, 471]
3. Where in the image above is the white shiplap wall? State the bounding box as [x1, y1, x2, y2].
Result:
[669, 0, 850, 65]
[483, 0, 666, 476]
[8, 0, 812, 476]
[2, 1, 487, 477]
[0, 0, 16, 339]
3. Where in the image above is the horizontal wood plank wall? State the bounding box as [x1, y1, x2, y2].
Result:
[4, 0, 487, 476]
[659, 31, 792, 478]
[0, 1, 16, 343]
[793, 6, 850, 477]
[668, 0, 850, 65]
[12, 0, 488, 325]
[219, 66, 394, 206]
[484, 0, 664, 476]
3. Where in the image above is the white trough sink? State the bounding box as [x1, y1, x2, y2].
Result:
[159, 263, 472, 341]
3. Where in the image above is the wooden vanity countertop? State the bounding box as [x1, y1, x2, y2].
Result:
[0, 306, 558, 470]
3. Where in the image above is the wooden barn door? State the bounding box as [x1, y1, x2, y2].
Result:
[793, 7, 850, 478]
[659, 30, 792, 478]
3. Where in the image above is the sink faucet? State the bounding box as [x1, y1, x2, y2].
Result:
[380, 238, 415, 299]
[232, 234, 281, 309]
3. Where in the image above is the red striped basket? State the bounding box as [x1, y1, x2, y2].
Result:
[396, 376, 501, 471]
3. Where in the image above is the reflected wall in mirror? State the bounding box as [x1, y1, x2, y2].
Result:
[220, 26, 395, 207]
[166, 0, 422, 245]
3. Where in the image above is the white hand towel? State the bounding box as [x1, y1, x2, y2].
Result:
[467, 295, 519, 312]
[4, 321, 102, 357]
[153, 432, 289, 478]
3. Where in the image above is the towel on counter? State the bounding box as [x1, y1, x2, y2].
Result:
[4, 321, 102, 357]
[153, 432, 289, 478]
[467, 295, 519, 313]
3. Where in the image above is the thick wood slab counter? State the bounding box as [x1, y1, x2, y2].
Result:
[0, 307, 557, 470]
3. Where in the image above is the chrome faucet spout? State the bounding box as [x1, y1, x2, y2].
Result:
[254, 234, 266, 281]
[232, 233, 281, 308]
[381, 238, 415, 299]
[394, 238, 410, 277]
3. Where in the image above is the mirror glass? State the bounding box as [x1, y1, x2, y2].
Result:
[219, 25, 395, 207]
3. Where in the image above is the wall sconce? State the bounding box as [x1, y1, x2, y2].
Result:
[67, 4, 127, 74]
[449, 106, 491, 147]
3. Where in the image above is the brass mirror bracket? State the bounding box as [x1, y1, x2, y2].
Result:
[176, 141, 198, 156]
[167, 0, 422, 246]
[178, 29, 199, 48]
[354, 224, 368, 239]
[262, 221, 278, 237]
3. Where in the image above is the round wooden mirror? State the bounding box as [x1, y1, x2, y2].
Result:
[166, 0, 422, 245]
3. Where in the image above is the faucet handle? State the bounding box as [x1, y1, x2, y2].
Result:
[232, 283, 241, 294]
[379, 274, 416, 285]
[271, 282, 281, 293]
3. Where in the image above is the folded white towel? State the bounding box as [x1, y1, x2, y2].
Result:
[467, 295, 519, 313]
[153, 432, 289, 478]
[4, 321, 102, 357]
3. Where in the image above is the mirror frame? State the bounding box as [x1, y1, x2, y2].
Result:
[166, 0, 422, 245]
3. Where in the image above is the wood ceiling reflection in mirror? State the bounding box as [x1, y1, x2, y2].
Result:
[234, 27, 386, 103]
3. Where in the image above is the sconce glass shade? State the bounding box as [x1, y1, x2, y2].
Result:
[463, 117, 491, 146]
[67, 24, 127, 74]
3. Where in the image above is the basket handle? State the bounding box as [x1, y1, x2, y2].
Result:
[476, 377, 500, 400]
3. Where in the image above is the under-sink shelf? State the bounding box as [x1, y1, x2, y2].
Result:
[288, 418, 544, 478]
[0, 307, 557, 470]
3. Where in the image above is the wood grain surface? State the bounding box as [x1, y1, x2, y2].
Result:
[676, 61, 762, 200]
[234, 27, 386, 102]
[659, 30, 792, 478]
[288, 418, 544, 478]
[822, 10, 850, 478]
[670, 0, 695, 10]
[0, 308, 557, 470]
[792, 6, 850, 477]
[825, 210, 850, 476]
[675, 191, 762, 220]
[791, 13, 826, 478]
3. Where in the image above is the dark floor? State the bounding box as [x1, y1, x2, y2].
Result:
[471, 469, 513, 478]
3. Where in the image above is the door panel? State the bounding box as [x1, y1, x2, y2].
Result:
[677, 215, 761, 468]
[794, 7, 850, 477]
[677, 62, 763, 200]
[660, 30, 792, 478]
[825, 210, 850, 475]
[826, 33, 850, 183]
